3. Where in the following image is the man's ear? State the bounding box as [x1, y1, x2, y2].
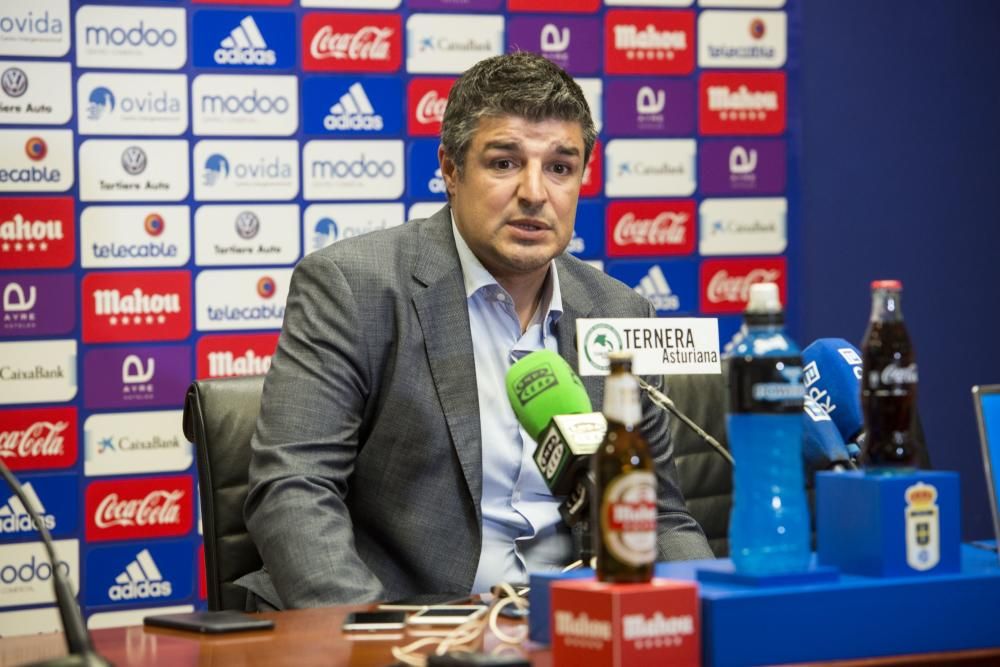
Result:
[438, 144, 459, 198]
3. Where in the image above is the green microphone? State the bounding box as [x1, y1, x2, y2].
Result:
[505, 350, 592, 440]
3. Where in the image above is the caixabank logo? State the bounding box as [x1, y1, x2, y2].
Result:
[605, 10, 695, 76]
[78, 140, 189, 202]
[606, 200, 696, 258]
[85, 542, 193, 608]
[0, 197, 74, 269]
[84, 410, 192, 478]
[302, 139, 403, 200]
[699, 72, 786, 135]
[607, 259, 698, 315]
[407, 77, 453, 137]
[302, 12, 401, 73]
[85, 476, 193, 543]
[194, 204, 300, 266]
[0, 473, 77, 539]
[81, 205, 190, 269]
[605, 138, 695, 198]
[698, 197, 787, 256]
[192, 74, 298, 137]
[0, 539, 77, 608]
[82, 271, 192, 343]
[604, 79, 695, 137]
[196, 332, 279, 379]
[0, 339, 77, 406]
[700, 257, 787, 314]
[303, 76, 402, 136]
[83, 345, 192, 410]
[0, 0, 71, 58]
[0, 61, 72, 126]
[1, 273, 75, 338]
[193, 10, 295, 69]
[406, 14, 504, 74]
[507, 17, 600, 75]
[303, 203, 404, 254]
[77, 73, 188, 137]
[196, 269, 291, 332]
[0, 406, 77, 472]
[193, 139, 299, 201]
[75, 5, 186, 71]
[0, 129, 74, 193]
[698, 139, 786, 196]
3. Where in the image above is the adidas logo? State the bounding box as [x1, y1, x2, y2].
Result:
[214, 16, 276, 66]
[108, 549, 173, 601]
[634, 265, 680, 312]
[324, 82, 384, 131]
[0, 483, 56, 534]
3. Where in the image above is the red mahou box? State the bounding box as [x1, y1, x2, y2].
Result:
[550, 578, 700, 667]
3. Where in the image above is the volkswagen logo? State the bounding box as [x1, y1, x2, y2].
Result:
[1, 67, 27, 98]
[121, 146, 148, 176]
[235, 211, 260, 240]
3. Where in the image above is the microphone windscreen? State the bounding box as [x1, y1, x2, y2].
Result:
[802, 338, 864, 442]
[506, 350, 592, 441]
[803, 396, 852, 470]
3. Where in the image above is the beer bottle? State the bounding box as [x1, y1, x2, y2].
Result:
[861, 280, 919, 470]
[592, 352, 656, 583]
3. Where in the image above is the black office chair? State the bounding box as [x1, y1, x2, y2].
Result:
[182, 375, 266, 611]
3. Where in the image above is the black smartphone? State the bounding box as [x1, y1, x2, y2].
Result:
[143, 610, 275, 634]
[342, 611, 407, 632]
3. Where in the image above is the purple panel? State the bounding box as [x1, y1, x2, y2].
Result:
[0, 273, 75, 337]
[408, 0, 503, 10]
[507, 17, 601, 75]
[604, 78, 695, 137]
[699, 140, 788, 196]
[83, 345, 192, 410]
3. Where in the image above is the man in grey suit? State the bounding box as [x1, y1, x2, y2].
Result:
[240, 52, 712, 610]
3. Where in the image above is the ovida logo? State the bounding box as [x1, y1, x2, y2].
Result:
[84, 20, 178, 50]
[636, 86, 665, 115]
[108, 549, 172, 601]
[256, 276, 276, 299]
[1, 67, 27, 98]
[729, 146, 758, 175]
[540, 24, 570, 53]
[86, 84, 182, 122]
[0, 419, 69, 463]
[325, 82, 382, 131]
[94, 490, 184, 529]
[0, 9, 65, 41]
[235, 211, 259, 239]
[0, 482, 55, 534]
[87, 87, 114, 120]
[215, 16, 275, 66]
[310, 154, 395, 180]
[25, 136, 46, 161]
[120, 146, 147, 176]
[202, 154, 229, 186]
[312, 217, 338, 249]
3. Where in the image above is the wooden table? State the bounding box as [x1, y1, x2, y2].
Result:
[1, 605, 998, 667]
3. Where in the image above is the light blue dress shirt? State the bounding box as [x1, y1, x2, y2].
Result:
[450, 221, 574, 593]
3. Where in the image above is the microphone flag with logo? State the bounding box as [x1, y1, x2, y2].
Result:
[802, 338, 865, 444]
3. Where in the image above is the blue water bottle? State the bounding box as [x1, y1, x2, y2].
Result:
[725, 283, 810, 575]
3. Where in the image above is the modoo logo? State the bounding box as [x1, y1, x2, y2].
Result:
[200, 89, 289, 115]
[311, 154, 395, 179]
[0, 554, 69, 584]
[76, 6, 187, 71]
[84, 21, 178, 48]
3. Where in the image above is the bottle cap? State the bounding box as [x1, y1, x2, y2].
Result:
[871, 279, 903, 290]
[745, 282, 782, 314]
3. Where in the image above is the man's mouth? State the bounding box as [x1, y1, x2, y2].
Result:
[508, 218, 549, 232]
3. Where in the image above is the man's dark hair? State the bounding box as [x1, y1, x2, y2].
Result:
[440, 51, 597, 173]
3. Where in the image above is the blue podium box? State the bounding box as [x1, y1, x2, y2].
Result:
[816, 470, 961, 577]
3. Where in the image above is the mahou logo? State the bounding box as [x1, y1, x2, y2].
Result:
[86, 475, 193, 542]
[699, 72, 786, 135]
[196, 332, 279, 379]
[0, 198, 74, 270]
[82, 271, 191, 343]
[580, 138, 602, 198]
[302, 13, 401, 73]
[407, 78, 453, 137]
[700, 257, 787, 314]
[607, 201, 695, 257]
[605, 10, 694, 76]
[0, 407, 77, 471]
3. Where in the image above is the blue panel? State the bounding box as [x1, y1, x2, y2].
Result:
[406, 138, 446, 201]
[192, 10, 297, 70]
[302, 76, 403, 136]
[0, 473, 78, 541]
[606, 259, 698, 315]
[84, 540, 194, 608]
[567, 200, 604, 260]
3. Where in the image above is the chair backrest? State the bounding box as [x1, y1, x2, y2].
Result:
[182, 375, 265, 611]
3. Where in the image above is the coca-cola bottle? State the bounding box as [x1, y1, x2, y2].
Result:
[860, 280, 919, 470]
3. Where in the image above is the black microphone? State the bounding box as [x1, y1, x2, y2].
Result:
[635, 376, 735, 467]
[0, 460, 111, 667]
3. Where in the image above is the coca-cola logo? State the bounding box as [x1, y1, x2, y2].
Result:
[606, 201, 695, 257]
[706, 269, 780, 304]
[0, 421, 67, 460]
[94, 490, 184, 529]
[310, 26, 393, 61]
[0, 408, 77, 471]
[416, 90, 446, 125]
[86, 476, 193, 541]
[874, 363, 919, 387]
[614, 212, 688, 246]
[700, 258, 787, 314]
[407, 78, 454, 137]
[303, 13, 401, 73]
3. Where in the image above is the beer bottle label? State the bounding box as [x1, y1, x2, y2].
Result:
[600, 470, 657, 566]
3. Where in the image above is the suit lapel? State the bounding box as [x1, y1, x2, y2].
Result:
[411, 208, 483, 516]
[555, 259, 604, 409]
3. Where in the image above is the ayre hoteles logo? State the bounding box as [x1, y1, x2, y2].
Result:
[406, 14, 504, 74]
[192, 74, 298, 137]
[303, 75, 402, 136]
[0, 339, 77, 406]
[81, 205, 190, 269]
[0, 539, 78, 609]
[0, 473, 78, 539]
[1, 273, 75, 338]
[605, 138, 696, 197]
[0, 130, 74, 193]
[77, 73, 188, 137]
[303, 203, 404, 254]
[78, 140, 189, 202]
[302, 12, 401, 73]
[83, 345, 192, 411]
[604, 78, 695, 137]
[407, 77, 453, 137]
[85, 542, 193, 607]
[84, 410, 192, 477]
[698, 139, 786, 196]
[507, 17, 601, 75]
[698, 10, 787, 69]
[0, 406, 78, 472]
[0, 0, 70, 58]
[302, 139, 403, 201]
[194, 204, 300, 266]
[85, 476, 193, 542]
[193, 10, 296, 69]
[196, 268, 292, 332]
[193, 139, 299, 201]
[606, 200, 696, 258]
[699, 257, 787, 314]
[699, 71, 786, 135]
[605, 9, 695, 75]
[0, 61, 72, 126]
[81, 271, 192, 343]
[196, 332, 279, 379]
[699, 197, 788, 256]
[0, 197, 75, 269]
[75, 5, 186, 70]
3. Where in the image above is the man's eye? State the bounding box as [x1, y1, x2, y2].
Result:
[551, 163, 572, 175]
[494, 159, 514, 170]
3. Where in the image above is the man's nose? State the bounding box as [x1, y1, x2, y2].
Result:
[517, 162, 546, 210]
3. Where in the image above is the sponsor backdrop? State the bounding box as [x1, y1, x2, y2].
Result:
[0, 0, 799, 631]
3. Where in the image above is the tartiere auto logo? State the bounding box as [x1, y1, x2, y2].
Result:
[82, 270, 191, 343]
[0, 197, 74, 269]
[85, 475, 193, 542]
[302, 13, 401, 73]
[699, 257, 786, 314]
[699, 72, 786, 135]
[0, 407, 78, 471]
[605, 10, 695, 76]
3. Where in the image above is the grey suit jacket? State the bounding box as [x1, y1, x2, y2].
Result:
[239, 205, 712, 609]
